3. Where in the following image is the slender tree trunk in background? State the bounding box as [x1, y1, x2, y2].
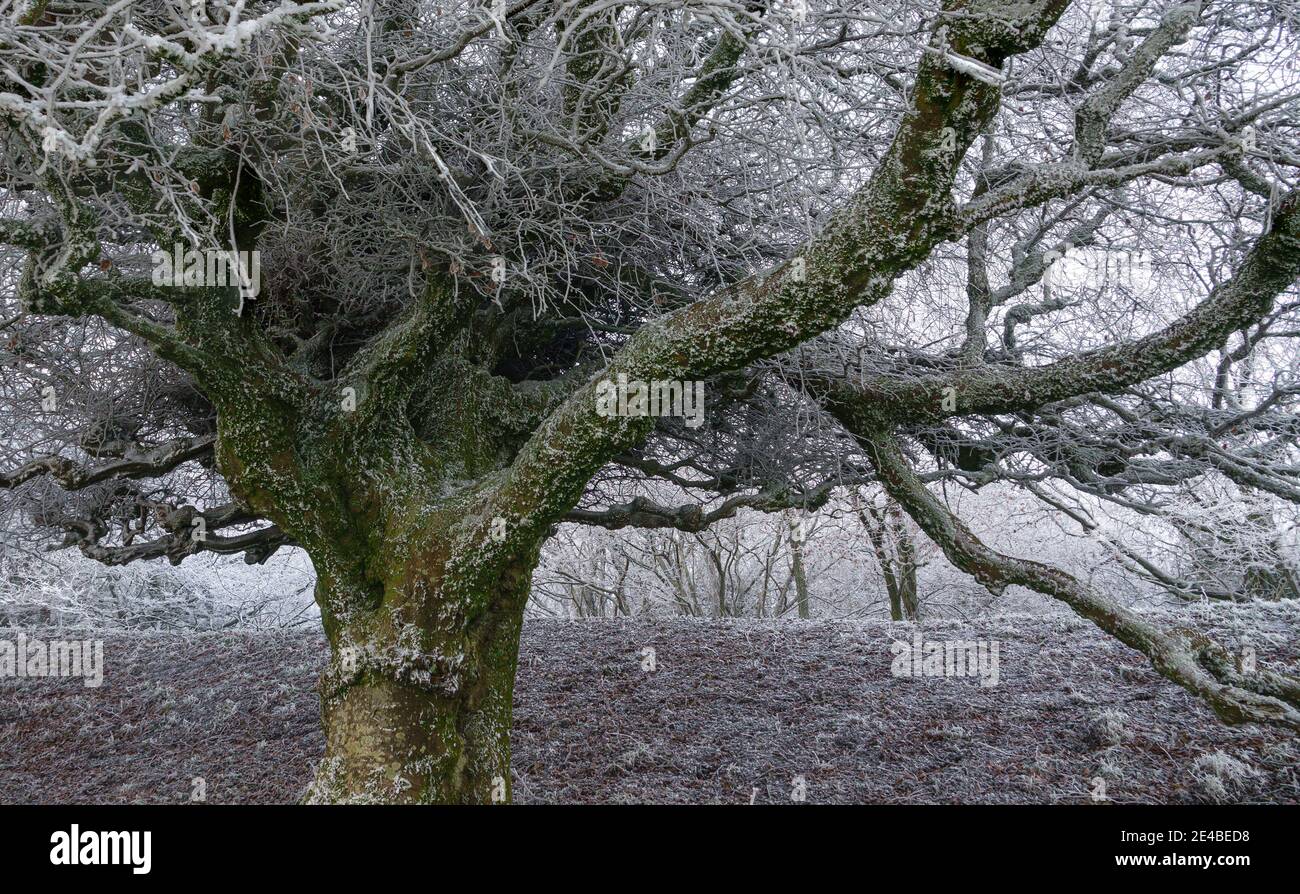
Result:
[757, 534, 782, 619]
[900, 561, 920, 621]
[1241, 508, 1298, 601]
[860, 501, 895, 619]
[859, 499, 920, 621]
[886, 573, 905, 622]
[890, 504, 921, 621]
[791, 535, 810, 620]
[775, 576, 790, 618]
[707, 545, 728, 617]
[609, 553, 631, 617]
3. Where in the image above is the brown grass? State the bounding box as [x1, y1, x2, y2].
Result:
[2, 611, 1296, 804]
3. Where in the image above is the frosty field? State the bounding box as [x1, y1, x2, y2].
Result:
[3, 607, 1296, 805]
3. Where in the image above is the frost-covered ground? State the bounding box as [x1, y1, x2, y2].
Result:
[2, 603, 1298, 804]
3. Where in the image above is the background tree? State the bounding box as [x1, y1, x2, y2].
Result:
[856, 492, 921, 621]
[3, 0, 1300, 803]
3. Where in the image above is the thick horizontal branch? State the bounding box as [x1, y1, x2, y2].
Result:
[826, 189, 1300, 428]
[611, 454, 744, 492]
[58, 501, 291, 567]
[565, 481, 839, 533]
[70, 522, 293, 567]
[953, 149, 1226, 233]
[1, 436, 215, 491]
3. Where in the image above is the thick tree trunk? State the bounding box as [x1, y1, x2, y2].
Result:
[301, 548, 534, 804]
[305, 612, 522, 804]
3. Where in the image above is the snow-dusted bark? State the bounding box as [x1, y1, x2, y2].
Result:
[3, 0, 1300, 801]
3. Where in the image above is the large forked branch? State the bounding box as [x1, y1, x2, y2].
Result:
[1072, 2, 1202, 165]
[825, 188, 1300, 428]
[450, 0, 1074, 591]
[953, 0, 1213, 230]
[860, 429, 1300, 731]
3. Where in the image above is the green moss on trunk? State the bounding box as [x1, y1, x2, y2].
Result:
[305, 569, 527, 805]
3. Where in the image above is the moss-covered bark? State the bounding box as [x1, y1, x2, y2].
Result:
[10, 0, 1086, 803]
[218, 396, 543, 802]
[305, 569, 526, 804]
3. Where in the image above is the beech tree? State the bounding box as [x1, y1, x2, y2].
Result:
[3, 0, 1300, 802]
